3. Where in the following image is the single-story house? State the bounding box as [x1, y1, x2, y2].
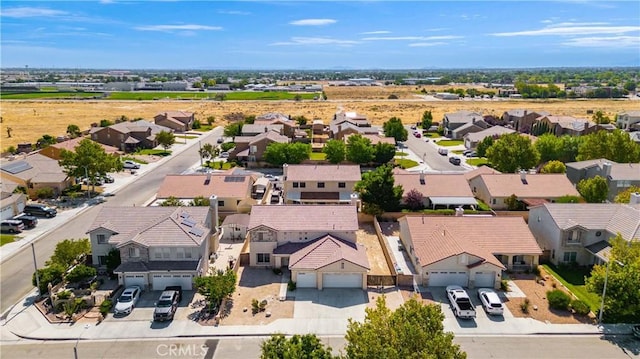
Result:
[39, 137, 120, 161]
[0, 153, 70, 199]
[463, 126, 515, 149]
[282, 164, 361, 205]
[393, 169, 478, 209]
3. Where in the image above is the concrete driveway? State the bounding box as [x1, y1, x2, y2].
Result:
[293, 288, 368, 321]
[106, 290, 198, 323]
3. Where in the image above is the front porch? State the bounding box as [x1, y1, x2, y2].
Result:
[495, 254, 539, 272]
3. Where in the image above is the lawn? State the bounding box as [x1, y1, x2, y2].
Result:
[395, 158, 419, 169]
[423, 132, 441, 138]
[193, 125, 214, 132]
[452, 150, 464, 155]
[1, 234, 17, 246]
[395, 151, 409, 156]
[466, 158, 491, 166]
[136, 149, 171, 156]
[436, 140, 464, 147]
[309, 152, 327, 161]
[542, 264, 601, 312]
[206, 161, 233, 170]
[0, 91, 100, 100]
[105, 91, 318, 101]
[121, 156, 148, 164]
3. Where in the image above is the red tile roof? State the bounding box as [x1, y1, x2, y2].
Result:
[476, 173, 579, 198]
[285, 164, 361, 182]
[248, 205, 358, 231]
[284, 235, 370, 270]
[156, 174, 252, 199]
[393, 172, 475, 198]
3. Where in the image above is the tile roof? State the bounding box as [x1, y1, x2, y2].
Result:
[48, 137, 120, 154]
[233, 131, 290, 144]
[504, 109, 550, 117]
[393, 172, 475, 198]
[1, 153, 67, 182]
[401, 216, 542, 267]
[538, 203, 640, 240]
[477, 173, 579, 198]
[463, 166, 501, 181]
[241, 124, 283, 134]
[464, 126, 515, 142]
[284, 164, 361, 182]
[565, 159, 639, 180]
[221, 213, 251, 227]
[248, 205, 358, 232]
[444, 110, 484, 123]
[156, 174, 252, 199]
[285, 234, 370, 270]
[87, 207, 211, 247]
[114, 260, 200, 273]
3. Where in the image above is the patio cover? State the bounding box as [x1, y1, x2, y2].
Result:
[429, 196, 478, 207]
[585, 241, 611, 262]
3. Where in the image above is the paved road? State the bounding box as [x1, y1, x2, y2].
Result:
[404, 132, 467, 172]
[0, 128, 223, 314]
[1, 335, 638, 359]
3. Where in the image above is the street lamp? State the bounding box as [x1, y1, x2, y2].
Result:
[598, 258, 624, 324]
[74, 324, 91, 359]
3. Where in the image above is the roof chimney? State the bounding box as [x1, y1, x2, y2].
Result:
[350, 193, 360, 210]
[630, 192, 640, 205]
[520, 170, 527, 184]
[455, 207, 464, 217]
[283, 163, 289, 180]
[602, 162, 612, 178]
[419, 171, 425, 185]
[206, 195, 219, 233]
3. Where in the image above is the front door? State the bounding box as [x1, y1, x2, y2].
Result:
[281, 257, 289, 268]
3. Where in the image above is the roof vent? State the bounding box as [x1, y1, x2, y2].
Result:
[520, 170, 528, 185]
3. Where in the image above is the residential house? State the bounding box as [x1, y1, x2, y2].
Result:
[0, 153, 70, 199]
[565, 159, 640, 202]
[468, 172, 580, 210]
[616, 111, 640, 130]
[329, 110, 378, 140]
[501, 109, 549, 133]
[282, 164, 361, 204]
[154, 111, 195, 132]
[463, 126, 515, 149]
[463, 166, 501, 182]
[442, 110, 485, 139]
[254, 113, 297, 138]
[155, 172, 255, 213]
[229, 130, 290, 167]
[398, 216, 542, 288]
[311, 119, 329, 152]
[241, 124, 284, 137]
[87, 203, 218, 290]
[90, 120, 172, 153]
[248, 205, 369, 289]
[532, 115, 593, 136]
[344, 133, 396, 146]
[392, 169, 477, 209]
[528, 199, 640, 266]
[39, 137, 120, 161]
[220, 214, 250, 242]
[0, 180, 27, 220]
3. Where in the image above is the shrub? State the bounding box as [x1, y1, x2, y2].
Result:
[36, 187, 55, 199]
[500, 279, 510, 292]
[570, 299, 590, 315]
[220, 142, 235, 152]
[287, 279, 297, 292]
[57, 290, 72, 300]
[66, 264, 97, 283]
[388, 94, 399, 99]
[192, 119, 201, 129]
[99, 299, 113, 316]
[521, 298, 531, 313]
[251, 298, 267, 315]
[547, 289, 571, 310]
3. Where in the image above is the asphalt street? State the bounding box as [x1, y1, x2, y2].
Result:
[404, 131, 467, 172]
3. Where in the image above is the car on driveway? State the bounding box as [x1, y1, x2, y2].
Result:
[123, 160, 141, 170]
[477, 288, 504, 315]
[24, 203, 57, 218]
[1, 220, 25, 233]
[12, 214, 38, 229]
[114, 286, 142, 316]
[153, 288, 181, 322]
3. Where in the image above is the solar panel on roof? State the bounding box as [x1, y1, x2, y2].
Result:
[181, 217, 196, 227]
[179, 212, 189, 218]
[1, 161, 33, 174]
[189, 228, 204, 237]
[224, 176, 246, 183]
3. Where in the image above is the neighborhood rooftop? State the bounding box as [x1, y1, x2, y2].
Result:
[476, 173, 579, 198]
[156, 174, 251, 199]
[284, 164, 361, 182]
[248, 205, 358, 231]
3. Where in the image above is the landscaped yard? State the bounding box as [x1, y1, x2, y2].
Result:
[542, 264, 600, 312]
[309, 152, 327, 161]
[466, 158, 490, 166]
[135, 149, 171, 156]
[1, 234, 17, 246]
[395, 151, 408, 156]
[435, 140, 463, 147]
[395, 158, 418, 169]
[193, 125, 214, 132]
[205, 161, 234, 170]
[423, 132, 441, 138]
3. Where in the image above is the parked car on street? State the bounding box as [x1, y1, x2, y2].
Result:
[102, 175, 115, 183]
[114, 286, 142, 316]
[438, 148, 449, 156]
[446, 285, 476, 319]
[153, 288, 181, 322]
[217, 137, 224, 144]
[449, 156, 461, 165]
[477, 288, 504, 315]
[123, 160, 141, 170]
[24, 203, 57, 218]
[12, 214, 38, 229]
[1, 220, 25, 233]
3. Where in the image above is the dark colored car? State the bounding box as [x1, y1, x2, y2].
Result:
[23, 204, 57, 218]
[449, 156, 461, 165]
[1, 220, 25, 233]
[12, 214, 38, 229]
[154, 286, 182, 322]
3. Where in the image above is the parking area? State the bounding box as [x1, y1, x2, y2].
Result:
[105, 289, 198, 323]
[294, 288, 368, 321]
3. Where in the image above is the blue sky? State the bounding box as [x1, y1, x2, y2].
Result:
[1, 1, 639, 69]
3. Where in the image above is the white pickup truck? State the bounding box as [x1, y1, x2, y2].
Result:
[446, 285, 476, 319]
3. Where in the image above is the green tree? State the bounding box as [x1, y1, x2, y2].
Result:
[59, 139, 122, 190]
[37, 134, 57, 148]
[105, 248, 121, 274]
[534, 134, 563, 164]
[263, 142, 311, 167]
[190, 196, 210, 206]
[160, 196, 182, 206]
[421, 110, 433, 129]
[577, 176, 609, 203]
[592, 110, 611, 125]
[475, 136, 494, 158]
[156, 131, 175, 152]
[577, 130, 640, 163]
[486, 133, 540, 173]
[586, 234, 640, 323]
[373, 143, 396, 165]
[558, 135, 581, 163]
[382, 117, 408, 142]
[46, 238, 91, 269]
[323, 139, 346, 164]
[260, 334, 335, 359]
[193, 269, 237, 312]
[224, 122, 244, 137]
[614, 186, 640, 204]
[293, 116, 308, 126]
[355, 164, 403, 215]
[199, 143, 217, 164]
[66, 264, 97, 283]
[623, 81, 637, 92]
[346, 134, 374, 164]
[99, 119, 113, 127]
[32, 263, 65, 294]
[540, 160, 566, 174]
[344, 296, 466, 359]
[66, 124, 81, 138]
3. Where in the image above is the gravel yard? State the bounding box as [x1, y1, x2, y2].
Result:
[357, 223, 392, 275]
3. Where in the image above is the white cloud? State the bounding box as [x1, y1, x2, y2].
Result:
[135, 24, 222, 32]
[360, 30, 390, 35]
[541, 19, 553, 24]
[562, 36, 640, 48]
[362, 35, 461, 41]
[492, 24, 639, 36]
[289, 19, 336, 26]
[0, 7, 68, 18]
[218, 10, 251, 15]
[270, 37, 357, 46]
[408, 42, 447, 47]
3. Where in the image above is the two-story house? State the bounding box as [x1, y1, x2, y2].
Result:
[254, 113, 297, 138]
[282, 164, 361, 204]
[528, 198, 640, 266]
[90, 120, 172, 153]
[329, 110, 379, 140]
[229, 130, 290, 167]
[0, 180, 27, 220]
[442, 110, 485, 139]
[154, 111, 195, 132]
[565, 159, 640, 202]
[241, 124, 284, 137]
[248, 205, 369, 289]
[501, 109, 549, 133]
[399, 215, 542, 288]
[532, 115, 594, 137]
[87, 199, 219, 290]
[616, 111, 640, 130]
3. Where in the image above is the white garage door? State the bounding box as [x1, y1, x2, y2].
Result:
[124, 274, 147, 288]
[1, 206, 14, 221]
[323, 273, 362, 288]
[427, 271, 469, 287]
[474, 271, 496, 288]
[296, 272, 317, 288]
[152, 273, 193, 291]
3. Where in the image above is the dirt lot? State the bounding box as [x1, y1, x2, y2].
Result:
[357, 223, 392, 275]
[1, 85, 637, 149]
[218, 266, 293, 326]
[503, 269, 596, 325]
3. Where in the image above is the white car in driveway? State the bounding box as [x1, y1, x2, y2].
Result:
[477, 288, 504, 315]
[114, 286, 142, 316]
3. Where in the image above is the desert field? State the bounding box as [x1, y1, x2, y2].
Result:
[1, 85, 637, 150]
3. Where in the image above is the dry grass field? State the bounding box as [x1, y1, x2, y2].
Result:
[1, 85, 637, 149]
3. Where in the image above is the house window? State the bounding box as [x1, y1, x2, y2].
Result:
[218, 200, 225, 207]
[176, 248, 185, 259]
[473, 186, 476, 193]
[341, 262, 345, 269]
[492, 199, 496, 205]
[97, 234, 107, 244]
[338, 182, 346, 188]
[257, 253, 270, 264]
[129, 247, 140, 258]
[154, 249, 162, 259]
[250, 145, 257, 154]
[257, 232, 265, 241]
[98, 256, 107, 266]
[293, 182, 299, 188]
[317, 182, 325, 188]
[185, 248, 193, 259]
[163, 247, 171, 259]
[299, 182, 306, 188]
[563, 252, 577, 263]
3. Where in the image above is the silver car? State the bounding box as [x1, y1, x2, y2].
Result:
[114, 286, 142, 316]
[477, 288, 504, 315]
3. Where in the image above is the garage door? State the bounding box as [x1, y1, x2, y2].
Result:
[296, 272, 317, 288]
[1, 205, 14, 221]
[152, 273, 193, 291]
[323, 273, 362, 288]
[124, 274, 147, 288]
[474, 271, 495, 288]
[427, 271, 468, 287]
